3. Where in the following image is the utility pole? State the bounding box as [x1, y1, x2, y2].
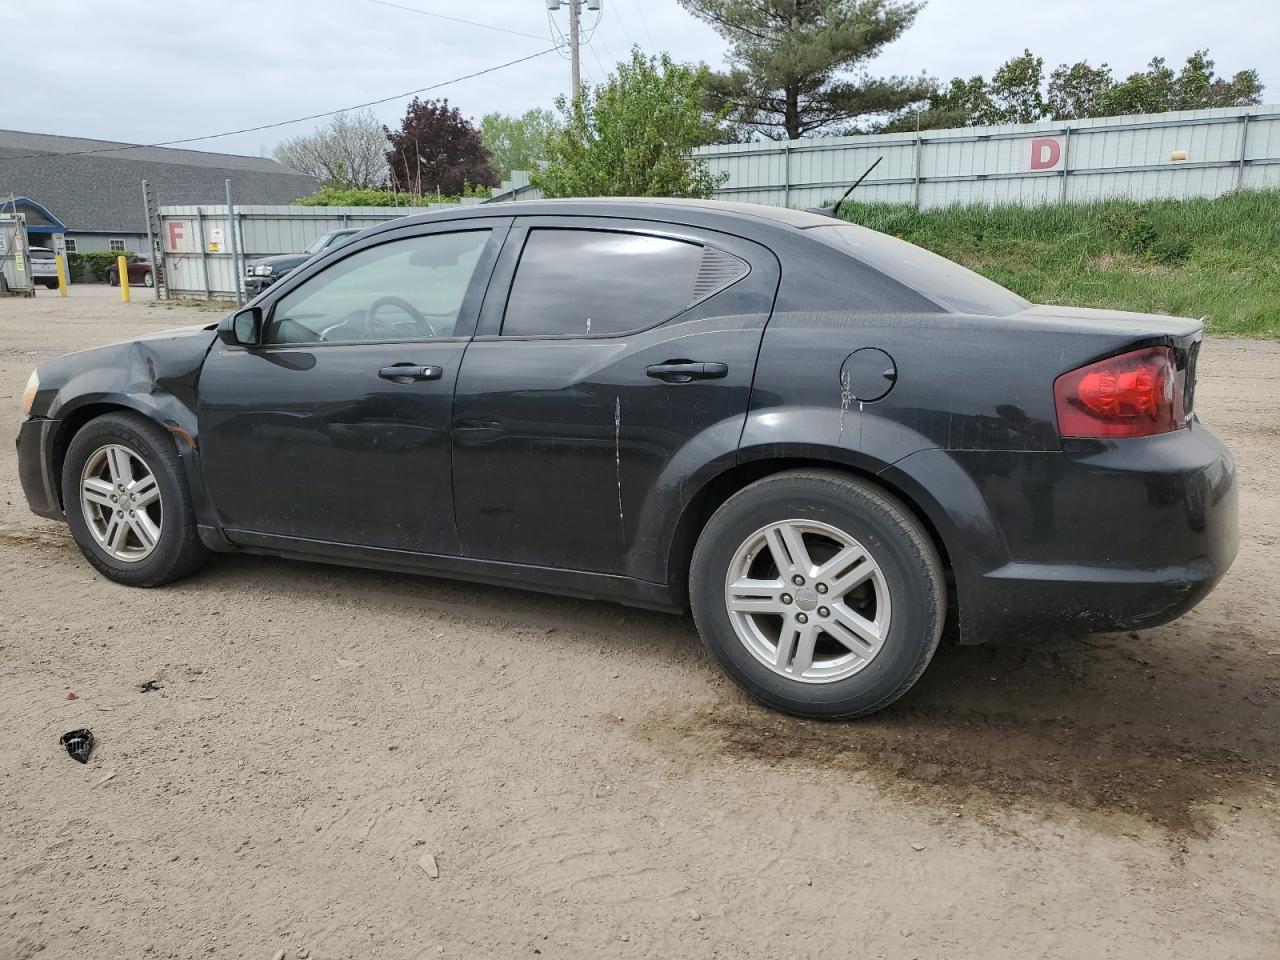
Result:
[547, 0, 601, 100]
[568, 0, 580, 99]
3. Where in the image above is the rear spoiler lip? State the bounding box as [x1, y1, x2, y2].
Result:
[1018, 303, 1203, 338]
[804, 205, 841, 219]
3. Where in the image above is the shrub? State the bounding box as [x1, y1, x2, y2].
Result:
[1104, 207, 1158, 254]
[78, 250, 134, 282]
[293, 185, 489, 207]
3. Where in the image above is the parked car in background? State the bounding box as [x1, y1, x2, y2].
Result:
[106, 255, 154, 288]
[29, 247, 59, 289]
[16, 199, 1238, 720]
[244, 228, 360, 294]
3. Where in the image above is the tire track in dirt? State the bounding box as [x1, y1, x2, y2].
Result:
[634, 694, 1279, 840]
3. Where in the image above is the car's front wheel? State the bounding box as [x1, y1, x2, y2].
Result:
[61, 412, 208, 587]
[690, 470, 945, 719]
[143, 272, 154, 288]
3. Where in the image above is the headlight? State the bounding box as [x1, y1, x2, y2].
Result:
[255, 265, 273, 276]
[21, 369, 39, 416]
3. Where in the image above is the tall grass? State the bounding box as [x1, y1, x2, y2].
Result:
[836, 190, 1280, 339]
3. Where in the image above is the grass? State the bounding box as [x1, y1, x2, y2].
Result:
[836, 189, 1280, 339]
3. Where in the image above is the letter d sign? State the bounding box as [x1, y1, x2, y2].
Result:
[1030, 137, 1062, 170]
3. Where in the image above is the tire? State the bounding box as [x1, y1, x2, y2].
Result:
[61, 412, 208, 587]
[143, 272, 154, 288]
[690, 470, 945, 719]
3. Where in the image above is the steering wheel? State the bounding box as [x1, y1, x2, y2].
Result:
[364, 295, 437, 340]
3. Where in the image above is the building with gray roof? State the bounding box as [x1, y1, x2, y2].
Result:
[0, 130, 317, 255]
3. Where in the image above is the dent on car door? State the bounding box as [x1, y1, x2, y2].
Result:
[452, 219, 781, 580]
[198, 223, 508, 554]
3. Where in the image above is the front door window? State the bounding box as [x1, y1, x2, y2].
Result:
[267, 230, 492, 345]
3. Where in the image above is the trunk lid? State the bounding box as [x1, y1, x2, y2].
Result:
[1019, 304, 1203, 419]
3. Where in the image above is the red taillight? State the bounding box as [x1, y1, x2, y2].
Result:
[1054, 346, 1185, 439]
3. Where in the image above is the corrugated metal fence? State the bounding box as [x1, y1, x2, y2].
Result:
[161, 106, 1280, 298]
[158, 200, 482, 299]
[488, 105, 1280, 210]
[701, 104, 1280, 209]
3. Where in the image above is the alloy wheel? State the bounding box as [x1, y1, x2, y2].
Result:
[724, 519, 891, 683]
[79, 443, 163, 562]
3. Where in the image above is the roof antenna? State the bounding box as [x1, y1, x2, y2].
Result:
[808, 156, 880, 220]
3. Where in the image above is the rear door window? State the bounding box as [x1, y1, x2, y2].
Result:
[501, 229, 705, 338]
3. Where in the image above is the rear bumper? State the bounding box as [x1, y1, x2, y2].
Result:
[886, 423, 1238, 643]
[16, 417, 63, 520]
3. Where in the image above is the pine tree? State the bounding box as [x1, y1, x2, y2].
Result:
[680, 0, 933, 139]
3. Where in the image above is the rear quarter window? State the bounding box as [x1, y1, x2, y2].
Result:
[808, 223, 1029, 317]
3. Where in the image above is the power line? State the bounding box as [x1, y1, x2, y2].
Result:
[0, 49, 560, 162]
[585, 13, 614, 76]
[364, 0, 552, 43]
[609, 0, 637, 49]
[628, 0, 655, 49]
[585, 37, 610, 80]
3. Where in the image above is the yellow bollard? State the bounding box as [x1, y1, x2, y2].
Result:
[117, 255, 130, 302]
[55, 255, 69, 297]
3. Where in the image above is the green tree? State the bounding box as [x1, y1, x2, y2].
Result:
[988, 49, 1047, 123]
[532, 49, 730, 199]
[881, 76, 990, 131]
[895, 48, 1264, 130]
[1096, 51, 1263, 116]
[1047, 61, 1114, 119]
[679, 0, 934, 140]
[479, 108, 561, 181]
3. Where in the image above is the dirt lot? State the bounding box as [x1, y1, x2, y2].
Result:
[1, 285, 1277, 960]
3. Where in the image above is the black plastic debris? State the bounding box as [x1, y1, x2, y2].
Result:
[138, 680, 161, 693]
[60, 729, 94, 764]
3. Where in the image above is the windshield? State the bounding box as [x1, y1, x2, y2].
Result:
[809, 223, 1029, 317]
[304, 232, 338, 255]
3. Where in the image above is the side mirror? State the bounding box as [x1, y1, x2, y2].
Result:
[218, 306, 263, 346]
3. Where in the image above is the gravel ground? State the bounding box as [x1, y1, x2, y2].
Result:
[1, 285, 1277, 960]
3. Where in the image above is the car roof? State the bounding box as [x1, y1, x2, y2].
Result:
[391, 197, 842, 234]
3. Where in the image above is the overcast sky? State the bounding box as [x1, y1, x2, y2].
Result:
[5, 0, 1276, 158]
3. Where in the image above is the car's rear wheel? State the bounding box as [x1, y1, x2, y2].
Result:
[143, 272, 154, 288]
[690, 470, 945, 719]
[61, 413, 208, 587]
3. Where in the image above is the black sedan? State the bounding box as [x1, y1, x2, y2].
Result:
[16, 199, 1238, 718]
